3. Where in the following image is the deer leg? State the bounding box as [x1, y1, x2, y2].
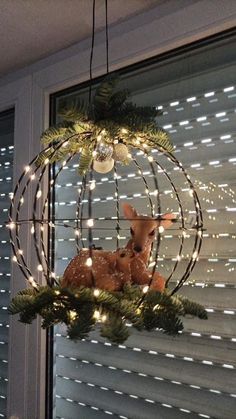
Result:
[130, 258, 165, 292]
[149, 271, 165, 292]
[95, 272, 129, 291]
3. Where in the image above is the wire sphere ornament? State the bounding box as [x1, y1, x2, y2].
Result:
[7, 76, 207, 343]
[8, 135, 203, 296]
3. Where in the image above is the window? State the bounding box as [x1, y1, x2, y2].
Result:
[0, 109, 14, 418]
[51, 33, 236, 418]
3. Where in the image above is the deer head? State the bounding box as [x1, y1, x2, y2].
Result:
[122, 203, 176, 255]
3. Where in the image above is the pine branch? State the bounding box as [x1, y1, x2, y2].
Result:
[58, 99, 89, 123]
[78, 147, 93, 175]
[40, 125, 69, 145]
[108, 89, 130, 112]
[9, 283, 207, 344]
[101, 314, 130, 344]
[68, 306, 95, 340]
[93, 74, 119, 118]
[178, 295, 208, 319]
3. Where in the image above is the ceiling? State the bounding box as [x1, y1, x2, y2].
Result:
[0, 0, 159, 78]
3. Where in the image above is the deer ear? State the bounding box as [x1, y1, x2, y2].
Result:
[122, 203, 138, 220]
[159, 213, 176, 229]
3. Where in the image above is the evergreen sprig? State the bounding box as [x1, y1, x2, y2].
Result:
[39, 74, 174, 174]
[9, 283, 207, 344]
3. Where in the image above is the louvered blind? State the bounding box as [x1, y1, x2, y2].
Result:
[53, 35, 236, 419]
[0, 109, 14, 418]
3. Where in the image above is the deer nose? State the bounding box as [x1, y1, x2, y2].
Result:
[133, 245, 142, 253]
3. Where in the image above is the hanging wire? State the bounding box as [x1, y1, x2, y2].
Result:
[88, 0, 96, 109]
[105, 0, 109, 74]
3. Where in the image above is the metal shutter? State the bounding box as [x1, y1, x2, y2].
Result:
[0, 109, 14, 418]
[53, 37, 236, 419]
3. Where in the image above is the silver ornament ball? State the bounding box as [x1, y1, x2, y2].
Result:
[95, 142, 113, 162]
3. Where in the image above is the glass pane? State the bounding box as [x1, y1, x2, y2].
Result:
[52, 35, 236, 419]
[0, 109, 14, 417]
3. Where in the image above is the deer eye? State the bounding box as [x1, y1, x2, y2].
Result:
[130, 227, 134, 236]
[149, 229, 155, 236]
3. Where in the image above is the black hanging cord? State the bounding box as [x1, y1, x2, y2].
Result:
[88, 0, 96, 109]
[105, 0, 109, 74]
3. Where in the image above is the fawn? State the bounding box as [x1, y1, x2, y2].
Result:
[62, 203, 176, 292]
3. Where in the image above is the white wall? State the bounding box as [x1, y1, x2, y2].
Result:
[1, 1, 236, 418]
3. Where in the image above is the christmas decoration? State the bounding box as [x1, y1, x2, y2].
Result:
[94, 142, 113, 161]
[113, 142, 129, 162]
[7, 0, 206, 344]
[93, 157, 114, 173]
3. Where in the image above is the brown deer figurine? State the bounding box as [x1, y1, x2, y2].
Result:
[62, 203, 176, 292]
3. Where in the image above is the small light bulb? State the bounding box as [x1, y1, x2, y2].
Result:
[93, 289, 100, 297]
[12, 255, 17, 262]
[18, 249, 23, 255]
[159, 225, 164, 233]
[44, 158, 49, 165]
[75, 229, 80, 237]
[36, 190, 42, 199]
[87, 219, 94, 227]
[86, 257, 93, 267]
[192, 251, 198, 260]
[101, 314, 107, 322]
[121, 128, 128, 134]
[31, 226, 35, 234]
[37, 264, 43, 271]
[148, 156, 154, 162]
[90, 181, 96, 190]
[143, 285, 149, 294]
[69, 310, 77, 321]
[93, 310, 100, 320]
[29, 276, 37, 288]
[30, 174, 35, 180]
[24, 166, 30, 173]
[189, 189, 194, 197]
[7, 222, 15, 230]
